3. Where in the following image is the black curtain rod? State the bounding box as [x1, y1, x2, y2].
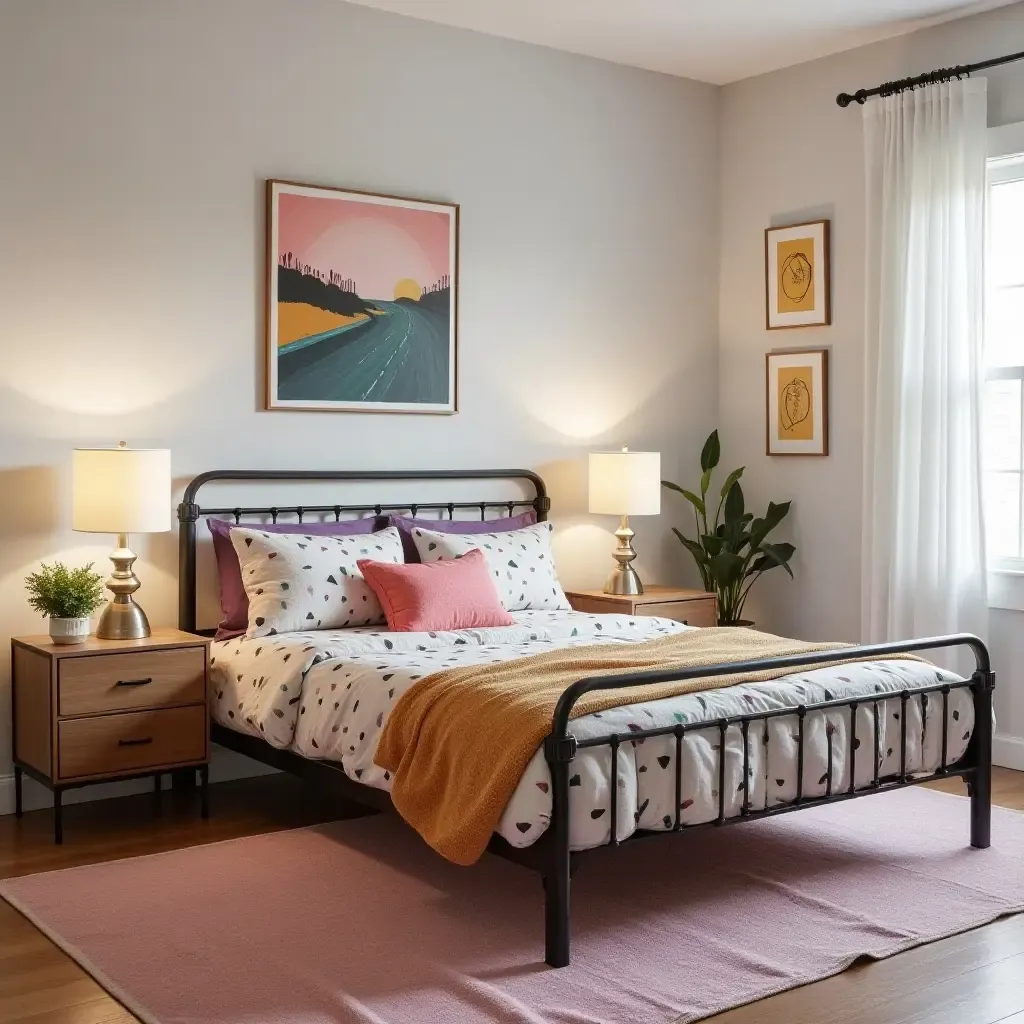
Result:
[836, 48, 1024, 107]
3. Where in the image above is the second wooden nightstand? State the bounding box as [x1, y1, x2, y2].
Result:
[566, 586, 718, 627]
[11, 628, 210, 843]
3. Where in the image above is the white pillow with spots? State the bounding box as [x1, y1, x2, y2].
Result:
[411, 521, 570, 612]
[230, 526, 404, 637]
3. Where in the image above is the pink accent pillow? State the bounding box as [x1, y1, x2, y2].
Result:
[357, 549, 516, 633]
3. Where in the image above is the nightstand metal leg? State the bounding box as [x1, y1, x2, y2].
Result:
[14, 766, 22, 818]
[53, 789, 63, 845]
[200, 765, 209, 819]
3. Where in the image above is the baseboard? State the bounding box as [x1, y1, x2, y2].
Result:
[994, 733, 1024, 772]
[0, 745, 279, 816]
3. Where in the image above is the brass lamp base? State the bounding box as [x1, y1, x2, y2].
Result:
[96, 598, 151, 640]
[95, 533, 152, 640]
[603, 514, 645, 596]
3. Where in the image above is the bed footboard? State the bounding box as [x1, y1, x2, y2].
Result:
[540, 633, 993, 968]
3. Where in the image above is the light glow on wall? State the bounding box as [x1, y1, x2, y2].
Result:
[507, 339, 677, 441]
[0, 287, 232, 419]
[3, 344, 208, 417]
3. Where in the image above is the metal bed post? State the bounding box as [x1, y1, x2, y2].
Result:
[178, 499, 200, 634]
[970, 664, 995, 849]
[542, 733, 575, 968]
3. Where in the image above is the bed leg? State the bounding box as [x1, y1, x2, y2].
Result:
[543, 733, 575, 968]
[543, 844, 571, 967]
[970, 670, 994, 850]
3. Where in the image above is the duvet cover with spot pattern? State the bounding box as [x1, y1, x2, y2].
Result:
[210, 611, 973, 852]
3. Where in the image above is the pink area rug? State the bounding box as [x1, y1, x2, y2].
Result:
[3, 788, 1023, 1024]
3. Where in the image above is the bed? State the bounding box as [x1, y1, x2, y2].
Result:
[179, 468, 994, 968]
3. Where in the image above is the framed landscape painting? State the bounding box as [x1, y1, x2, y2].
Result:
[266, 180, 458, 413]
[765, 348, 829, 456]
[765, 219, 831, 330]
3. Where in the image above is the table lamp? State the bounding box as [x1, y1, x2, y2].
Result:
[73, 443, 172, 639]
[588, 447, 661, 596]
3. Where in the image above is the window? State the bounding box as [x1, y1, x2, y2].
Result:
[985, 137, 1024, 570]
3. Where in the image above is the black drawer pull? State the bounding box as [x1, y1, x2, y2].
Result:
[118, 737, 153, 747]
[115, 677, 153, 687]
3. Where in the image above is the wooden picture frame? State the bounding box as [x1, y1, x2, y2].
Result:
[765, 219, 831, 330]
[766, 349, 829, 456]
[265, 179, 459, 414]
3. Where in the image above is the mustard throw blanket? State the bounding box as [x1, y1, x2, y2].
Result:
[374, 627, 918, 865]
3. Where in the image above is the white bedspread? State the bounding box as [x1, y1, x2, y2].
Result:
[210, 612, 973, 852]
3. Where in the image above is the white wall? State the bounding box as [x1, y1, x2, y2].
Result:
[0, 0, 720, 801]
[719, 1, 1024, 765]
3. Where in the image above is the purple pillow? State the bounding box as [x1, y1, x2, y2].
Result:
[388, 510, 538, 563]
[208, 517, 383, 640]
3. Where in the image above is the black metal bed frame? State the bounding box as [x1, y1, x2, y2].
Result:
[178, 469, 994, 969]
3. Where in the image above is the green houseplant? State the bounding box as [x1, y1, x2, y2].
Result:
[25, 562, 106, 644]
[662, 430, 795, 625]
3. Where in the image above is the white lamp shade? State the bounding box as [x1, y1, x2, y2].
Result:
[73, 447, 172, 534]
[588, 450, 661, 516]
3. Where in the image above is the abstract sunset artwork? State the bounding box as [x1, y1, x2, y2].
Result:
[765, 220, 831, 329]
[766, 349, 829, 456]
[266, 181, 458, 413]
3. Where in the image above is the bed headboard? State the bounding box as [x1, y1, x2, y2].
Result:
[177, 468, 550, 635]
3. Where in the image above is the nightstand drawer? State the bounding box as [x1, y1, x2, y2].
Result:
[58, 705, 207, 780]
[646, 599, 718, 628]
[59, 647, 206, 717]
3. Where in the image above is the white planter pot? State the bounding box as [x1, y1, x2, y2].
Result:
[49, 616, 91, 644]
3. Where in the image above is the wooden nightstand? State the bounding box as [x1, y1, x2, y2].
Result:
[566, 586, 718, 627]
[11, 629, 210, 843]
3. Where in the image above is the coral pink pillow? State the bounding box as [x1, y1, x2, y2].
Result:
[357, 549, 516, 633]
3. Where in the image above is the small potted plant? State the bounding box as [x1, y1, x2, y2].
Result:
[25, 562, 106, 644]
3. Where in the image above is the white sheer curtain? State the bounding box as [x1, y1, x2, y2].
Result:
[861, 77, 988, 674]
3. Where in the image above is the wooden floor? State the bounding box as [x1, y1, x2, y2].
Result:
[1, 769, 1022, 1024]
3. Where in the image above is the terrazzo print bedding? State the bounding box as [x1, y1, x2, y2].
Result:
[210, 612, 973, 852]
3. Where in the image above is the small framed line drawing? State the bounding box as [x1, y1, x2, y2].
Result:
[766, 349, 829, 456]
[765, 220, 831, 329]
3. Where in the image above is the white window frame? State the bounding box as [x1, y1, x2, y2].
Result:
[986, 121, 1024, 611]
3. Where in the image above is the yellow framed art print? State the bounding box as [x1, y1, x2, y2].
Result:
[765, 220, 831, 330]
[766, 349, 829, 456]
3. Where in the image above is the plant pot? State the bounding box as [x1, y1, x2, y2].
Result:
[49, 616, 91, 645]
[720, 618, 755, 628]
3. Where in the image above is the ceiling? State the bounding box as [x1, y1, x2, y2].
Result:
[345, 0, 1015, 84]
